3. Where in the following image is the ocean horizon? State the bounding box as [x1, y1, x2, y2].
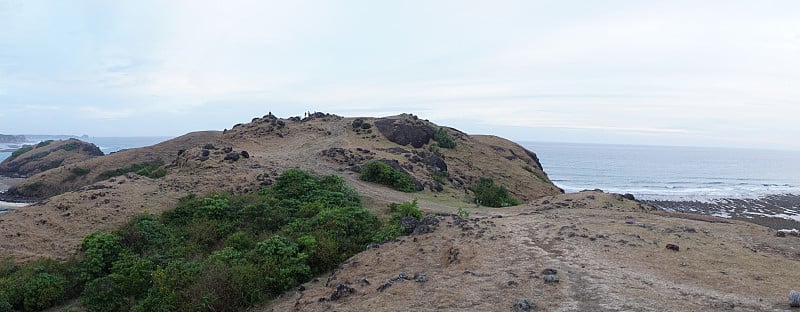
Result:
[523, 141, 800, 202]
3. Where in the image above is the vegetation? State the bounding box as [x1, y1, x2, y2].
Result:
[0, 169, 414, 312]
[62, 142, 80, 151]
[7, 146, 33, 162]
[35, 140, 53, 148]
[360, 161, 418, 192]
[470, 177, 521, 207]
[432, 127, 456, 149]
[98, 160, 167, 180]
[71, 167, 90, 176]
[373, 200, 424, 240]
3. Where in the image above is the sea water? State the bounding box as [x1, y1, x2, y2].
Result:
[523, 141, 800, 201]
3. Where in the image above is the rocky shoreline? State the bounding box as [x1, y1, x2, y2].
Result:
[645, 193, 800, 230]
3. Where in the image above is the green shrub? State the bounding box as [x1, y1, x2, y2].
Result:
[23, 272, 67, 311]
[36, 140, 54, 148]
[432, 127, 456, 149]
[7, 146, 33, 161]
[81, 232, 124, 281]
[71, 167, 90, 176]
[388, 200, 423, 221]
[470, 177, 521, 207]
[360, 161, 418, 192]
[63, 142, 79, 151]
[0, 169, 413, 312]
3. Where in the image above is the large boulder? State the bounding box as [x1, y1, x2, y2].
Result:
[374, 115, 435, 148]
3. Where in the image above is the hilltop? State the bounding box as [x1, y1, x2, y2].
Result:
[1, 112, 799, 311]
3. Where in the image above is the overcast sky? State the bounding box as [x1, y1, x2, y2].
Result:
[1, 1, 798, 150]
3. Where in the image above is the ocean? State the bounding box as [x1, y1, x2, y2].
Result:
[524, 141, 800, 228]
[523, 141, 800, 201]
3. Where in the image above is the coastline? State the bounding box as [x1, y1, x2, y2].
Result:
[644, 193, 800, 230]
[0, 176, 28, 213]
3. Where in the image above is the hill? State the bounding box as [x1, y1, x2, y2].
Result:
[0, 113, 561, 262]
[1, 112, 799, 311]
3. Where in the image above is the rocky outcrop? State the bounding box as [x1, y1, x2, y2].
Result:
[0, 139, 103, 178]
[374, 114, 435, 148]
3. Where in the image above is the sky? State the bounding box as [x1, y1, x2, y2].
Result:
[0, 1, 799, 150]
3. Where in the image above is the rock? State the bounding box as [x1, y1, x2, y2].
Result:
[377, 272, 411, 292]
[791, 290, 800, 307]
[224, 152, 240, 161]
[222, 146, 233, 153]
[666, 243, 680, 251]
[412, 214, 439, 235]
[622, 193, 636, 200]
[777, 229, 800, 237]
[542, 268, 559, 283]
[399, 216, 420, 234]
[203, 143, 217, 150]
[414, 273, 428, 282]
[330, 283, 355, 301]
[374, 116, 435, 148]
[711, 300, 735, 310]
[352, 118, 364, 129]
[513, 299, 536, 312]
[240, 151, 250, 159]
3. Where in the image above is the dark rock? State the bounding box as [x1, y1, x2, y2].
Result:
[374, 116, 435, 148]
[352, 118, 364, 129]
[513, 299, 536, 312]
[330, 283, 355, 301]
[201, 149, 210, 157]
[240, 151, 250, 159]
[224, 152, 240, 161]
[399, 216, 420, 234]
[222, 146, 233, 153]
[414, 273, 428, 282]
[666, 243, 680, 251]
[377, 273, 411, 292]
[622, 193, 636, 200]
[542, 268, 559, 283]
[711, 300, 736, 310]
[412, 214, 439, 235]
[203, 143, 216, 150]
[361, 123, 372, 129]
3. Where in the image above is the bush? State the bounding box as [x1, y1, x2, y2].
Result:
[0, 169, 412, 311]
[470, 177, 521, 207]
[432, 127, 456, 149]
[63, 141, 80, 151]
[360, 161, 418, 192]
[23, 272, 67, 311]
[36, 140, 54, 148]
[7, 146, 33, 161]
[71, 167, 90, 176]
